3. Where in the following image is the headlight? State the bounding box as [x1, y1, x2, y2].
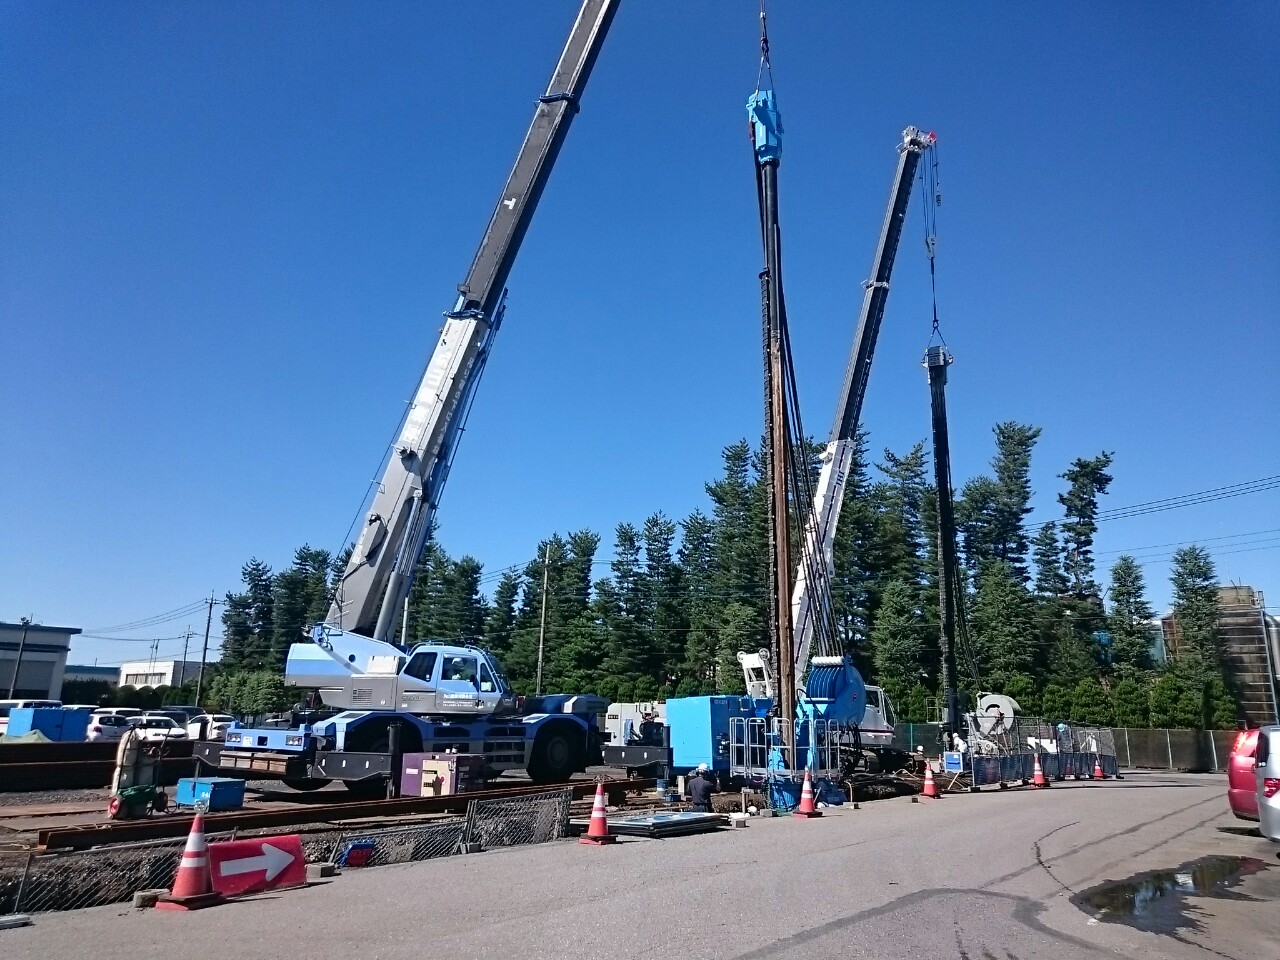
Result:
[224, 733, 241, 744]
[285, 735, 304, 747]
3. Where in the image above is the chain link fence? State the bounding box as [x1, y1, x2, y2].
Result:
[0, 787, 574, 915]
[466, 789, 572, 848]
[1, 831, 235, 915]
[333, 819, 468, 869]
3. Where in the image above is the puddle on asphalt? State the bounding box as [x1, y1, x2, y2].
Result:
[1073, 856, 1269, 933]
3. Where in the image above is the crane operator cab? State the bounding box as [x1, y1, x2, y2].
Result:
[395, 644, 519, 716]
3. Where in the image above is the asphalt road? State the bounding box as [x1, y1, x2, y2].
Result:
[4, 771, 1277, 960]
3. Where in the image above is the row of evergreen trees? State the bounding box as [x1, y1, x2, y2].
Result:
[216, 423, 1241, 728]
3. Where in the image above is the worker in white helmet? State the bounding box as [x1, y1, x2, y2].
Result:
[688, 763, 716, 812]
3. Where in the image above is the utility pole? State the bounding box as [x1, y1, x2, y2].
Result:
[925, 345, 963, 742]
[6, 616, 32, 698]
[535, 545, 552, 696]
[195, 591, 215, 707]
[179, 627, 191, 688]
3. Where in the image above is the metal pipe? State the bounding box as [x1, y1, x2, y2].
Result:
[925, 347, 962, 739]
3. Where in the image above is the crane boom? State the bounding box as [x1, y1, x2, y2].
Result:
[791, 126, 935, 682]
[327, 0, 620, 640]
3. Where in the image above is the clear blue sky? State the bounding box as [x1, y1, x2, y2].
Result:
[3, 2, 1277, 670]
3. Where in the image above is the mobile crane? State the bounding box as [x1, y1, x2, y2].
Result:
[198, 0, 621, 794]
[736, 125, 936, 770]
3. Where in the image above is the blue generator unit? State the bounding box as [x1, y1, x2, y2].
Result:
[665, 695, 769, 774]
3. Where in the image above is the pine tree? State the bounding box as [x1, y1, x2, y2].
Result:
[599, 524, 647, 691]
[1112, 677, 1150, 727]
[1169, 545, 1221, 683]
[678, 509, 719, 692]
[869, 580, 925, 690]
[1070, 677, 1114, 724]
[829, 429, 880, 673]
[1107, 555, 1155, 676]
[872, 443, 930, 590]
[1031, 522, 1068, 596]
[1149, 672, 1184, 727]
[989, 422, 1041, 581]
[1041, 682, 1072, 721]
[716, 602, 755, 695]
[643, 513, 686, 690]
[1058, 453, 1114, 594]
[969, 560, 1035, 689]
[956, 476, 1001, 573]
[485, 571, 522, 658]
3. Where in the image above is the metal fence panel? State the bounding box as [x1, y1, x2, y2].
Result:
[337, 820, 468, 869]
[465, 788, 571, 848]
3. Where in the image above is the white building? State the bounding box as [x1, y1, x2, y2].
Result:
[118, 659, 203, 689]
[0, 620, 81, 699]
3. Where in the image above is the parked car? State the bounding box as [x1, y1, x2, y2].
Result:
[86, 712, 138, 742]
[1256, 725, 1280, 842]
[1228, 729, 1261, 821]
[133, 714, 189, 742]
[94, 706, 142, 718]
[185, 714, 235, 741]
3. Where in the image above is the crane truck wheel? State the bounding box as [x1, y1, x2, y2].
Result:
[528, 725, 579, 785]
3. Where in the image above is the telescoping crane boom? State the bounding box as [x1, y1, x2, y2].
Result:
[201, 3, 622, 794]
[327, 0, 619, 647]
[790, 127, 936, 685]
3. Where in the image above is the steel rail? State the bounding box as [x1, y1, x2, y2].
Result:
[38, 777, 655, 850]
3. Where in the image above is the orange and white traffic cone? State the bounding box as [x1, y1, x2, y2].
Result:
[793, 768, 822, 818]
[155, 813, 224, 911]
[1093, 755, 1106, 780]
[921, 762, 940, 799]
[579, 782, 616, 845]
[1031, 754, 1049, 789]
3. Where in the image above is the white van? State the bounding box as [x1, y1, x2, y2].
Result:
[1255, 725, 1280, 842]
[0, 699, 63, 736]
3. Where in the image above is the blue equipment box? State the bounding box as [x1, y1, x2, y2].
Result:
[6, 707, 91, 741]
[175, 777, 246, 811]
[665, 695, 767, 772]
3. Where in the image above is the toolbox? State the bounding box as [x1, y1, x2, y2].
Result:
[175, 776, 246, 811]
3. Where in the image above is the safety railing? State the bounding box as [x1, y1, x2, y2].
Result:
[728, 716, 843, 781]
[966, 717, 1119, 788]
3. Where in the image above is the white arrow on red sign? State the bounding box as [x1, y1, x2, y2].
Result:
[207, 834, 306, 897]
[217, 842, 296, 882]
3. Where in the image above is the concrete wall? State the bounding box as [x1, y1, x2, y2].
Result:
[0, 622, 79, 699]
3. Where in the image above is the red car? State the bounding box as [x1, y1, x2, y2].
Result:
[1228, 729, 1260, 821]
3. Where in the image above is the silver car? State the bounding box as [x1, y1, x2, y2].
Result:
[1256, 724, 1280, 842]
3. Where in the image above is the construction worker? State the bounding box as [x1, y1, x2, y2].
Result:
[688, 763, 716, 813]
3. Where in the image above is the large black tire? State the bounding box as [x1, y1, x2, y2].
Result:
[282, 777, 332, 792]
[337, 719, 424, 799]
[527, 726, 580, 785]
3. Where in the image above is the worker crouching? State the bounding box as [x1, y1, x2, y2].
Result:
[688, 763, 717, 812]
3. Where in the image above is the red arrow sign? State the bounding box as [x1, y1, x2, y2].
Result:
[207, 835, 306, 897]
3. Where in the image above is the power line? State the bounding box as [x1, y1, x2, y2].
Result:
[83, 600, 209, 634]
[1095, 527, 1280, 557]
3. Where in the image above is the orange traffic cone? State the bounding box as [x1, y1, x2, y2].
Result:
[1031, 754, 1049, 789]
[155, 813, 224, 911]
[579, 782, 616, 845]
[793, 769, 822, 818]
[1093, 755, 1106, 780]
[921, 762, 940, 799]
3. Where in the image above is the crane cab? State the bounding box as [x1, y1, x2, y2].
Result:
[393, 643, 518, 716]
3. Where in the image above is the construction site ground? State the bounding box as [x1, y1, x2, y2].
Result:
[5, 770, 1276, 960]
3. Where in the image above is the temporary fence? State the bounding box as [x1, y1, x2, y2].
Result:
[965, 716, 1118, 788]
[1, 787, 573, 916]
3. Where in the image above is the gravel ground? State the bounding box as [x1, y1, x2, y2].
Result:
[0, 789, 110, 807]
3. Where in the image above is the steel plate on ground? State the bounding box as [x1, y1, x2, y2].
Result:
[569, 811, 726, 838]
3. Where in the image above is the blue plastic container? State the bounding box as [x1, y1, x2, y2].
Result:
[175, 777, 246, 811]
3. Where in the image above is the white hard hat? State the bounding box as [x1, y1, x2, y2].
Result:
[696, 763, 709, 772]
